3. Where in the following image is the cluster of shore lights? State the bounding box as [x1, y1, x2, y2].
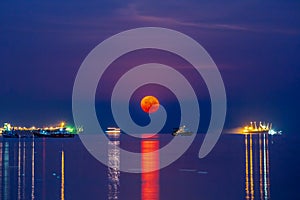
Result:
[243, 121, 272, 133]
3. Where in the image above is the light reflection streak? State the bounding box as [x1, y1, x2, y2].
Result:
[249, 134, 254, 199]
[263, 134, 267, 199]
[1, 139, 36, 199]
[3, 142, 9, 199]
[141, 135, 159, 200]
[259, 134, 263, 200]
[31, 138, 35, 200]
[0, 142, 2, 198]
[42, 138, 46, 200]
[266, 134, 270, 199]
[18, 139, 21, 200]
[107, 134, 120, 200]
[0, 138, 68, 199]
[61, 150, 65, 200]
[22, 140, 26, 200]
[245, 135, 249, 199]
[245, 133, 270, 199]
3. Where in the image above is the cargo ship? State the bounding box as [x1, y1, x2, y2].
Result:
[32, 128, 75, 138]
[1, 122, 79, 138]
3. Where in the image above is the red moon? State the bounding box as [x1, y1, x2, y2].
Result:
[140, 96, 160, 113]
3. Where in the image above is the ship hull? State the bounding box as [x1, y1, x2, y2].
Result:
[33, 131, 75, 138]
[172, 131, 193, 136]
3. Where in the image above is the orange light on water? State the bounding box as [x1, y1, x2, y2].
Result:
[141, 139, 159, 200]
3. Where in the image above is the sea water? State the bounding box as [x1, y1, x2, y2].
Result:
[0, 133, 298, 200]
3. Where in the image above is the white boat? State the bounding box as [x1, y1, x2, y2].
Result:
[172, 125, 193, 136]
[105, 127, 121, 135]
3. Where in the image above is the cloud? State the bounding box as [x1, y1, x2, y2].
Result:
[113, 2, 300, 35]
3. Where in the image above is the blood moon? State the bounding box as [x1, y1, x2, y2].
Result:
[140, 96, 160, 113]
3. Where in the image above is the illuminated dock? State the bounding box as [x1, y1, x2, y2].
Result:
[243, 122, 272, 134]
[242, 121, 282, 135]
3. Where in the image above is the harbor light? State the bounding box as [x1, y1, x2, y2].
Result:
[66, 126, 75, 133]
[243, 121, 271, 133]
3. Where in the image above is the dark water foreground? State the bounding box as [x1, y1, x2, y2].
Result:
[0, 133, 298, 200]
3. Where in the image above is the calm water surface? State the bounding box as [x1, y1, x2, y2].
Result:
[0, 133, 298, 200]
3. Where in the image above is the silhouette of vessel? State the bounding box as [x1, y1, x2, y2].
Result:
[172, 125, 193, 136]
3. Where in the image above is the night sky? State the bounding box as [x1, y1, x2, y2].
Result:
[0, 0, 299, 133]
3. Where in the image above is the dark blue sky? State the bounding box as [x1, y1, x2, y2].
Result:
[0, 0, 299, 132]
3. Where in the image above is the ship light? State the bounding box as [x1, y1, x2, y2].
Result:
[60, 122, 65, 128]
[268, 129, 276, 135]
[66, 127, 74, 133]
